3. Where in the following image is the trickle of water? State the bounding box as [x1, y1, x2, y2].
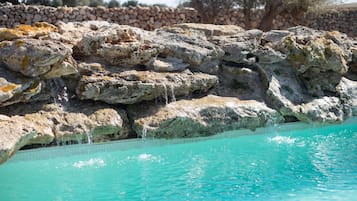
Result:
[162, 83, 168, 105]
[169, 84, 176, 102]
[142, 124, 148, 140]
[49, 78, 69, 106]
[75, 135, 83, 145]
[86, 132, 93, 144]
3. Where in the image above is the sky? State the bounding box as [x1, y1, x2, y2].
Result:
[136, 0, 357, 8]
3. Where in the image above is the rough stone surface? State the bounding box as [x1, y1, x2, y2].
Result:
[0, 66, 42, 107]
[0, 21, 357, 164]
[258, 61, 347, 123]
[145, 57, 189, 72]
[211, 29, 263, 64]
[153, 27, 224, 69]
[0, 39, 76, 78]
[130, 95, 283, 138]
[337, 77, 357, 116]
[215, 63, 265, 101]
[171, 23, 245, 38]
[75, 24, 162, 66]
[76, 70, 218, 104]
[0, 101, 130, 145]
[0, 115, 37, 164]
[0, 22, 58, 41]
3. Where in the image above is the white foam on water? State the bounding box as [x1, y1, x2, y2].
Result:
[72, 158, 106, 168]
[268, 136, 296, 145]
[132, 153, 162, 163]
[138, 153, 153, 161]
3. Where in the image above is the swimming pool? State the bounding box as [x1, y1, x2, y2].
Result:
[0, 118, 356, 201]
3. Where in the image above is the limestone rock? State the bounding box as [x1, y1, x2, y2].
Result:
[77, 62, 106, 75]
[0, 22, 58, 41]
[295, 97, 345, 123]
[0, 39, 76, 78]
[170, 23, 245, 38]
[75, 24, 162, 66]
[282, 36, 350, 74]
[0, 115, 37, 164]
[337, 77, 357, 116]
[0, 101, 130, 145]
[287, 26, 324, 41]
[211, 29, 263, 64]
[76, 70, 218, 104]
[129, 95, 283, 138]
[216, 63, 264, 101]
[53, 21, 112, 46]
[0, 66, 42, 107]
[153, 27, 224, 69]
[258, 61, 347, 123]
[351, 46, 357, 73]
[279, 30, 354, 96]
[252, 46, 286, 64]
[262, 30, 291, 46]
[145, 56, 189, 72]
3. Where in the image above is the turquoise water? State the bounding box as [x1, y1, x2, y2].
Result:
[0, 119, 356, 201]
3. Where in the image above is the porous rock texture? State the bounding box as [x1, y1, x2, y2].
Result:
[129, 95, 283, 138]
[0, 21, 356, 164]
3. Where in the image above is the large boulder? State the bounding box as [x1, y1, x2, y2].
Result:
[258, 61, 347, 123]
[50, 21, 112, 47]
[76, 70, 218, 104]
[152, 26, 224, 71]
[278, 27, 354, 96]
[0, 39, 77, 78]
[129, 95, 283, 138]
[74, 24, 162, 66]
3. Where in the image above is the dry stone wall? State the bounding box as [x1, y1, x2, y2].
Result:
[0, 2, 356, 37]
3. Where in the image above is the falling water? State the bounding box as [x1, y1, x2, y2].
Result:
[49, 78, 69, 107]
[142, 124, 148, 140]
[86, 132, 93, 144]
[169, 84, 176, 102]
[162, 83, 168, 105]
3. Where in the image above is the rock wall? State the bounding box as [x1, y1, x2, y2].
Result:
[0, 3, 356, 37]
[0, 21, 356, 164]
[0, 3, 199, 30]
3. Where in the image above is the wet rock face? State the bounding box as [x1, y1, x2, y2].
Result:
[76, 70, 218, 104]
[0, 101, 130, 146]
[129, 95, 283, 138]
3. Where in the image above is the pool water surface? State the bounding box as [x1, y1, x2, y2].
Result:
[0, 119, 356, 201]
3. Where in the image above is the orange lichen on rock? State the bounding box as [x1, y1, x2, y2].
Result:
[0, 22, 58, 41]
[0, 84, 18, 93]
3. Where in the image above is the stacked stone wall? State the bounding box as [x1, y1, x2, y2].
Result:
[0, 3, 356, 37]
